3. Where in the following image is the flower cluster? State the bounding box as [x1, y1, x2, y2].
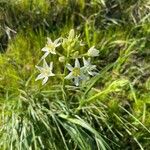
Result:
[35, 29, 99, 86]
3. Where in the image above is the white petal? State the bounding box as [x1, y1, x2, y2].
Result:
[49, 62, 53, 70]
[66, 64, 73, 71]
[88, 71, 95, 76]
[42, 51, 50, 59]
[49, 72, 55, 77]
[74, 77, 79, 86]
[35, 74, 44, 81]
[65, 72, 73, 79]
[56, 43, 61, 47]
[88, 71, 98, 76]
[47, 37, 52, 44]
[54, 38, 61, 45]
[83, 57, 86, 65]
[35, 66, 43, 72]
[75, 58, 80, 68]
[49, 49, 56, 54]
[41, 47, 49, 52]
[42, 77, 49, 85]
[43, 59, 49, 68]
[83, 57, 90, 66]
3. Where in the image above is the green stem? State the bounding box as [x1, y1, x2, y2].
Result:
[56, 51, 63, 57]
[61, 47, 70, 110]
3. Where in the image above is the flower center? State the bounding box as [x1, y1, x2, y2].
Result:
[72, 67, 80, 77]
[43, 69, 50, 76]
[47, 43, 55, 51]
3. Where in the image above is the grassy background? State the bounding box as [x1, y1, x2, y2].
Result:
[0, 0, 150, 149]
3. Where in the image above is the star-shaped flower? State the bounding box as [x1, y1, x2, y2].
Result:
[41, 37, 61, 59]
[87, 46, 99, 57]
[65, 59, 85, 86]
[35, 59, 55, 85]
[82, 57, 98, 76]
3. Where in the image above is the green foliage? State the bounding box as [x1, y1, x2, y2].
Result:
[0, 0, 150, 150]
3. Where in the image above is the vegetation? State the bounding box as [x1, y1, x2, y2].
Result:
[0, 0, 150, 149]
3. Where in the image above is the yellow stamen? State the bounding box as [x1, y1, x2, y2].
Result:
[72, 67, 80, 77]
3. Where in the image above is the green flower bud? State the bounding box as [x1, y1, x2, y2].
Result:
[59, 56, 66, 62]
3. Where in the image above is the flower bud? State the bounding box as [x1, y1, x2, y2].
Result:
[58, 56, 65, 62]
[87, 46, 99, 57]
[73, 51, 79, 58]
[68, 29, 75, 40]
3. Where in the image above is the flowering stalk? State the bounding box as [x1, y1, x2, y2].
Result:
[35, 29, 99, 87]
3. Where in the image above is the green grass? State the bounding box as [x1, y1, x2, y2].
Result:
[0, 0, 150, 150]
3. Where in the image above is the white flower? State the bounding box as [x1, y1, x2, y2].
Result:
[35, 59, 55, 85]
[41, 37, 61, 59]
[87, 46, 99, 57]
[82, 57, 98, 76]
[65, 58, 85, 86]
